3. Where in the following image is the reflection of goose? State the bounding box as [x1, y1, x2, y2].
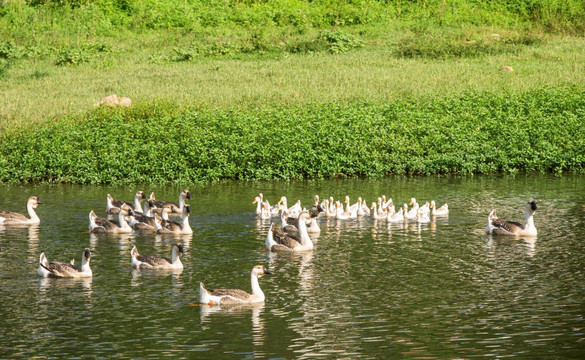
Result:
[89, 209, 133, 234]
[0, 196, 42, 225]
[486, 201, 538, 236]
[199, 265, 272, 305]
[106, 191, 146, 214]
[131, 243, 184, 270]
[38, 248, 92, 278]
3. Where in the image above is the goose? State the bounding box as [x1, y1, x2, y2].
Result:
[282, 204, 323, 233]
[106, 191, 146, 214]
[0, 196, 42, 225]
[387, 207, 404, 222]
[131, 243, 184, 270]
[278, 196, 302, 217]
[37, 248, 92, 278]
[199, 265, 272, 305]
[416, 207, 431, 223]
[335, 200, 353, 220]
[419, 201, 431, 216]
[370, 201, 387, 220]
[403, 203, 418, 221]
[486, 201, 538, 236]
[129, 201, 174, 231]
[357, 197, 370, 217]
[155, 204, 193, 234]
[252, 194, 263, 216]
[266, 210, 314, 251]
[430, 200, 449, 216]
[89, 208, 133, 234]
[344, 196, 360, 215]
[149, 189, 191, 214]
[406, 199, 419, 219]
[259, 201, 271, 220]
[322, 200, 336, 218]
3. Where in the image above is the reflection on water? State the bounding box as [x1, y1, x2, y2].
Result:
[1, 175, 585, 358]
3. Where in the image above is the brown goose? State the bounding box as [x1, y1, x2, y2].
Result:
[131, 243, 184, 270]
[154, 205, 193, 235]
[149, 189, 191, 215]
[89, 208, 133, 234]
[0, 196, 42, 225]
[106, 191, 146, 214]
[199, 265, 271, 305]
[37, 248, 92, 278]
[266, 210, 313, 251]
[486, 201, 538, 236]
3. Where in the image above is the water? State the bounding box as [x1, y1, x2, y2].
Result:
[1, 175, 585, 359]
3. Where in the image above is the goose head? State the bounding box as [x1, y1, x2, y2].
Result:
[526, 201, 537, 215]
[82, 248, 91, 265]
[136, 191, 146, 200]
[28, 196, 41, 208]
[251, 265, 272, 277]
[181, 189, 192, 201]
[172, 243, 185, 258]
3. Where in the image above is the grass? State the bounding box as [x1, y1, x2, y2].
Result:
[1, 1, 584, 183]
[1, 35, 584, 133]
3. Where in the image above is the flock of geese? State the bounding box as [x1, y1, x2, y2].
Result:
[0, 191, 538, 306]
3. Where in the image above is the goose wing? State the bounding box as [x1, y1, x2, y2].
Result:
[0, 211, 28, 222]
[207, 288, 253, 303]
[137, 255, 172, 267]
[491, 219, 525, 235]
[94, 216, 119, 231]
[43, 261, 81, 278]
[271, 227, 301, 249]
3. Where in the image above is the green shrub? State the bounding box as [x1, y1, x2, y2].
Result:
[1, 86, 583, 184]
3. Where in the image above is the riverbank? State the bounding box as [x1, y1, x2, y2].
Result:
[1, 86, 583, 184]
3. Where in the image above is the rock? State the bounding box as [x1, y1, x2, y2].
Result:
[94, 94, 132, 107]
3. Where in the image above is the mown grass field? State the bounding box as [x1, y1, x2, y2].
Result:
[1, 1, 584, 183]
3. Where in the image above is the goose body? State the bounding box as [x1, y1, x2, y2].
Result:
[335, 200, 354, 220]
[199, 265, 271, 305]
[131, 243, 184, 270]
[430, 200, 449, 216]
[403, 203, 418, 221]
[89, 209, 133, 234]
[0, 196, 42, 225]
[149, 189, 191, 215]
[387, 207, 404, 222]
[37, 248, 92, 278]
[106, 191, 146, 214]
[155, 205, 193, 234]
[266, 211, 314, 252]
[486, 201, 538, 236]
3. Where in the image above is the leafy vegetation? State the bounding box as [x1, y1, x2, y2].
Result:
[0, 86, 583, 184]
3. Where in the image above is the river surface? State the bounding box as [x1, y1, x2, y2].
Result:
[1, 174, 584, 359]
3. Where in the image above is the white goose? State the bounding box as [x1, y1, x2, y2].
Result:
[370, 201, 387, 220]
[403, 203, 418, 221]
[335, 200, 353, 220]
[387, 207, 404, 222]
[486, 201, 538, 236]
[430, 200, 449, 216]
[0, 196, 42, 225]
[199, 265, 272, 305]
[128, 200, 172, 231]
[89, 208, 133, 234]
[252, 194, 263, 216]
[131, 243, 184, 270]
[38, 248, 92, 278]
[155, 204, 193, 234]
[416, 207, 431, 223]
[266, 210, 314, 251]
